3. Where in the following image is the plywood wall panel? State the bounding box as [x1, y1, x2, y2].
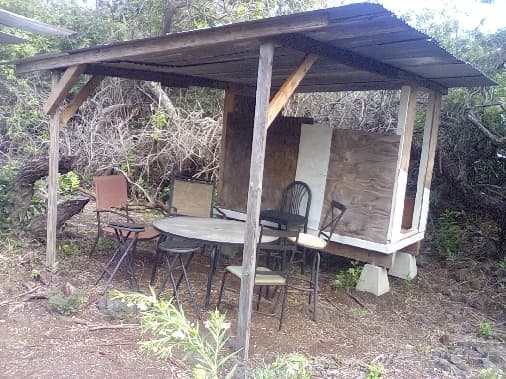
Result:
[220, 112, 302, 212]
[323, 129, 399, 243]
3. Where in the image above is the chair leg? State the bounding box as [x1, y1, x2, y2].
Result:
[256, 286, 262, 311]
[311, 252, 320, 321]
[178, 254, 201, 319]
[216, 271, 229, 309]
[150, 249, 162, 286]
[89, 229, 101, 257]
[279, 285, 288, 330]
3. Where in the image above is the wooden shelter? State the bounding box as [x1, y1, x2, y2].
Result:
[12, 3, 494, 358]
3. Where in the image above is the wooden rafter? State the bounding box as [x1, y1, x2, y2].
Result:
[267, 53, 318, 127]
[60, 75, 104, 125]
[43, 64, 86, 115]
[275, 34, 448, 94]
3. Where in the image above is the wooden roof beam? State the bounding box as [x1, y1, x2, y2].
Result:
[43, 64, 86, 115]
[84, 64, 257, 96]
[275, 34, 448, 94]
[60, 75, 104, 125]
[267, 53, 318, 126]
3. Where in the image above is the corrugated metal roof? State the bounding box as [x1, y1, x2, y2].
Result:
[12, 3, 496, 92]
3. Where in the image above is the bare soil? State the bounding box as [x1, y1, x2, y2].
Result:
[0, 206, 504, 378]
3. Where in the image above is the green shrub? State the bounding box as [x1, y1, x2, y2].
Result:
[0, 162, 18, 230]
[437, 210, 464, 261]
[58, 171, 80, 197]
[48, 290, 88, 315]
[366, 361, 385, 379]
[253, 353, 311, 379]
[478, 320, 492, 339]
[479, 367, 501, 379]
[331, 261, 363, 291]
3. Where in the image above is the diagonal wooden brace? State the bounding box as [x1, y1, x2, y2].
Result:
[60, 75, 104, 125]
[43, 64, 86, 115]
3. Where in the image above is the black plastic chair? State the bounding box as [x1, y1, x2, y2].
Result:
[260, 181, 312, 233]
[217, 227, 299, 330]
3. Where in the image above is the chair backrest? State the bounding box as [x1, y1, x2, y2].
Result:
[280, 181, 311, 218]
[318, 200, 346, 242]
[169, 176, 215, 217]
[94, 175, 128, 211]
[257, 226, 299, 274]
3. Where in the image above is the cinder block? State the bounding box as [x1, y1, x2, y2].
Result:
[356, 264, 390, 296]
[389, 252, 417, 280]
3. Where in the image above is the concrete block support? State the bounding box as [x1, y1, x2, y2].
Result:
[389, 251, 417, 280]
[356, 264, 390, 296]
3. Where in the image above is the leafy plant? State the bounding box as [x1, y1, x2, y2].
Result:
[58, 171, 80, 197]
[57, 239, 78, 256]
[366, 361, 385, 379]
[48, 289, 88, 315]
[331, 261, 363, 291]
[31, 269, 41, 280]
[114, 289, 238, 379]
[253, 353, 311, 379]
[437, 210, 464, 261]
[478, 320, 493, 339]
[479, 367, 501, 379]
[0, 162, 19, 230]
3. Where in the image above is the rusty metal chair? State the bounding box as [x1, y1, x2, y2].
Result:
[289, 200, 346, 321]
[217, 227, 299, 330]
[89, 175, 159, 257]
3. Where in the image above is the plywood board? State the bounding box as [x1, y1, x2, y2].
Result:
[323, 129, 399, 244]
[220, 114, 302, 212]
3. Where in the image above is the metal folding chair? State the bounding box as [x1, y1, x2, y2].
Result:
[95, 222, 144, 293]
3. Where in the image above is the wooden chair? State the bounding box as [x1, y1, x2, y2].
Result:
[89, 175, 159, 257]
[216, 227, 299, 330]
[289, 200, 346, 321]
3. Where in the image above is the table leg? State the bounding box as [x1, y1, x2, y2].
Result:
[204, 244, 220, 309]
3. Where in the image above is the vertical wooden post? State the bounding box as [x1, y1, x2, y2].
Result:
[238, 42, 274, 360]
[413, 91, 441, 232]
[46, 72, 61, 266]
[217, 90, 236, 204]
[387, 85, 417, 243]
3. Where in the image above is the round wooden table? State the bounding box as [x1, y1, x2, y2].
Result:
[153, 216, 277, 308]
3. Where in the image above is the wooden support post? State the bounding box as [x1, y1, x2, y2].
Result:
[387, 85, 418, 243]
[60, 75, 104, 125]
[238, 42, 274, 360]
[267, 53, 318, 127]
[46, 72, 61, 266]
[413, 91, 442, 232]
[217, 90, 236, 204]
[43, 64, 86, 115]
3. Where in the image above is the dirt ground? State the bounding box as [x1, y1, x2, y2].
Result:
[0, 207, 505, 378]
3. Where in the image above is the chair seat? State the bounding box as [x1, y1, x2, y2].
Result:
[260, 209, 306, 227]
[225, 265, 286, 285]
[102, 224, 160, 240]
[159, 239, 201, 254]
[289, 233, 326, 250]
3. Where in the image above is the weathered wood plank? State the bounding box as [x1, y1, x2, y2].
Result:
[46, 72, 61, 266]
[43, 65, 86, 115]
[0, 31, 25, 44]
[217, 90, 236, 205]
[267, 53, 318, 127]
[238, 42, 274, 360]
[17, 12, 328, 73]
[323, 241, 393, 268]
[60, 75, 104, 125]
[387, 85, 418, 243]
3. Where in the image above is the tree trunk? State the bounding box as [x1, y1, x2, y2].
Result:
[162, 0, 177, 34]
[31, 196, 90, 239]
[10, 155, 77, 222]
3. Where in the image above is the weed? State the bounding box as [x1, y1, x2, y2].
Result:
[333, 354, 343, 366]
[31, 269, 41, 280]
[348, 307, 366, 318]
[366, 361, 385, 379]
[417, 344, 431, 355]
[478, 320, 493, 339]
[437, 210, 464, 261]
[331, 261, 363, 291]
[499, 257, 506, 274]
[48, 289, 88, 315]
[253, 354, 310, 379]
[58, 171, 80, 198]
[57, 239, 78, 256]
[403, 276, 414, 292]
[479, 367, 501, 379]
[1, 237, 23, 255]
